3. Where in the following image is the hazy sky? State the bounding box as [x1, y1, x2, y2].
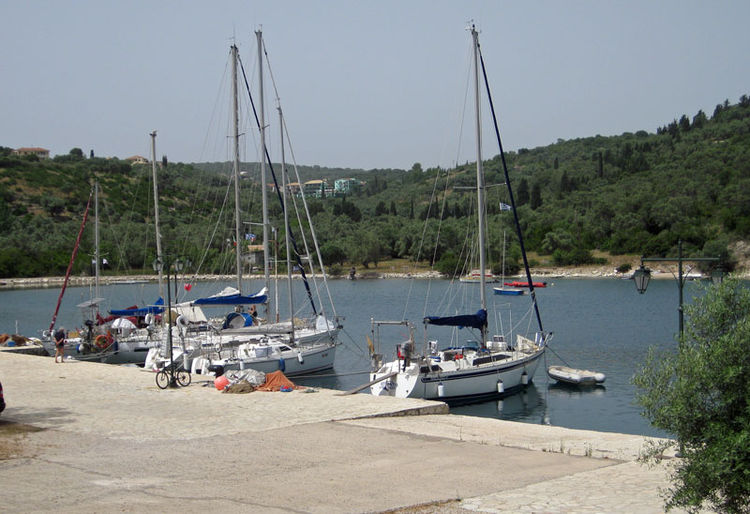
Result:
[2, 1, 749, 170]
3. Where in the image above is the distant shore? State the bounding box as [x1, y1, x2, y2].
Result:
[3, 264, 744, 290]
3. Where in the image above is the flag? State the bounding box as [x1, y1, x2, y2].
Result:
[499, 202, 512, 211]
[245, 233, 257, 242]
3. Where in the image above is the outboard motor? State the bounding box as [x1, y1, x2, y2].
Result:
[207, 364, 225, 377]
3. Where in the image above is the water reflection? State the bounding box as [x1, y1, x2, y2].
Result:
[451, 384, 546, 423]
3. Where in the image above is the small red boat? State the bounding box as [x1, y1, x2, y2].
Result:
[504, 281, 547, 288]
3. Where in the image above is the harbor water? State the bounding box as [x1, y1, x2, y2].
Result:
[0, 276, 707, 438]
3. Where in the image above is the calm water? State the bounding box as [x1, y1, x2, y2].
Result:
[0, 276, 708, 437]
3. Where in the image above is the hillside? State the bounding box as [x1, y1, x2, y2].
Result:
[1, 95, 749, 279]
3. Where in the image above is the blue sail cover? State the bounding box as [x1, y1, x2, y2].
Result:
[424, 309, 487, 330]
[110, 297, 164, 316]
[192, 287, 267, 306]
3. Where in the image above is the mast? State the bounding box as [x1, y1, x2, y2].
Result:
[279, 105, 295, 342]
[231, 44, 243, 293]
[94, 180, 100, 303]
[256, 29, 271, 318]
[150, 131, 164, 298]
[471, 25, 487, 344]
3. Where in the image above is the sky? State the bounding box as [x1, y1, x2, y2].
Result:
[2, 1, 750, 171]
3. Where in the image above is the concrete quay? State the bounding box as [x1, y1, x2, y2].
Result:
[0, 351, 688, 513]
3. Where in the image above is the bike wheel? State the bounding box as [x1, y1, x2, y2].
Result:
[176, 370, 191, 387]
[155, 370, 170, 389]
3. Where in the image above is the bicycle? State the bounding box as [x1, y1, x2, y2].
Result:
[155, 360, 192, 389]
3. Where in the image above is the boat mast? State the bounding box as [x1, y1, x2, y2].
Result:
[279, 105, 295, 342]
[94, 179, 100, 303]
[256, 29, 271, 318]
[231, 44, 243, 294]
[150, 131, 164, 299]
[472, 25, 487, 344]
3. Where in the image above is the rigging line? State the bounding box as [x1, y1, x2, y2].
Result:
[283, 124, 337, 319]
[336, 327, 369, 358]
[260, 37, 338, 320]
[198, 54, 233, 163]
[50, 187, 93, 333]
[453, 41, 474, 170]
[407, 160, 444, 321]
[285, 156, 331, 319]
[237, 51, 318, 316]
[193, 170, 234, 281]
[477, 44, 544, 335]
[545, 343, 572, 368]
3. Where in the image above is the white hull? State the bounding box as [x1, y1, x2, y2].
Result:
[547, 365, 605, 385]
[150, 340, 336, 377]
[371, 335, 545, 403]
[43, 335, 158, 365]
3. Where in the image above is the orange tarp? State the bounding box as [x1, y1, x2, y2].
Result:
[255, 370, 299, 392]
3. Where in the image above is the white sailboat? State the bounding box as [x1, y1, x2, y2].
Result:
[147, 32, 340, 377]
[42, 179, 163, 365]
[368, 25, 548, 403]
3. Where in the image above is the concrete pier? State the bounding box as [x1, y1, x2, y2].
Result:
[0, 351, 687, 513]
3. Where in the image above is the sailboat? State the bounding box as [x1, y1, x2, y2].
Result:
[41, 180, 164, 365]
[147, 32, 340, 377]
[368, 25, 548, 403]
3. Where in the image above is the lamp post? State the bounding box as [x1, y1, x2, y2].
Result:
[632, 240, 721, 340]
[152, 256, 185, 388]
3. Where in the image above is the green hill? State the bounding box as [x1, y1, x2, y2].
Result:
[1, 95, 748, 279]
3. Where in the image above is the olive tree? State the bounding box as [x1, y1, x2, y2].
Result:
[633, 278, 750, 513]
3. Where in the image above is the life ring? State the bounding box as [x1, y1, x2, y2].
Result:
[94, 335, 108, 349]
[176, 315, 189, 328]
[144, 313, 155, 325]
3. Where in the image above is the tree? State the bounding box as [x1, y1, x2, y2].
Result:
[633, 278, 750, 513]
[692, 110, 707, 129]
[530, 182, 542, 210]
[69, 147, 84, 159]
[516, 178, 530, 206]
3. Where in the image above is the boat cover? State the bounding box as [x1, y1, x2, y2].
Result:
[192, 286, 268, 306]
[223, 312, 254, 329]
[424, 309, 487, 330]
[109, 297, 164, 316]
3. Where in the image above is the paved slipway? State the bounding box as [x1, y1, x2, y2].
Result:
[0, 350, 700, 513]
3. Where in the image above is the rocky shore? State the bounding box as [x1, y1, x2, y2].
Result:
[2, 263, 747, 290]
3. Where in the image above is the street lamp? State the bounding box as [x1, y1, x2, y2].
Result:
[632, 240, 721, 339]
[152, 256, 185, 388]
[632, 265, 651, 294]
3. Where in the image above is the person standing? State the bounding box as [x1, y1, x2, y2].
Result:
[54, 328, 66, 363]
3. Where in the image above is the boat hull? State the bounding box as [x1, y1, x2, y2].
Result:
[493, 288, 524, 296]
[371, 347, 545, 404]
[547, 365, 606, 386]
[43, 336, 156, 365]
[183, 341, 337, 378]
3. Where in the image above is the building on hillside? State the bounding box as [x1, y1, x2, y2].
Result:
[268, 182, 302, 195]
[334, 178, 363, 196]
[125, 155, 149, 165]
[243, 244, 265, 272]
[303, 179, 330, 198]
[12, 147, 50, 159]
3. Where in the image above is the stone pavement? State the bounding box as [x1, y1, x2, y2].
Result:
[0, 351, 691, 513]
